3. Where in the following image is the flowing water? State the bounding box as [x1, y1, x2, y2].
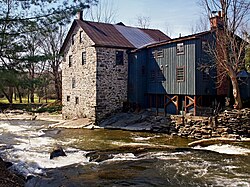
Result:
[0, 119, 249, 187]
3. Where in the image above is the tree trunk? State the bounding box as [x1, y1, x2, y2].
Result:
[30, 89, 35, 103]
[230, 75, 242, 109]
[16, 87, 22, 103]
[1, 88, 12, 104]
[54, 76, 62, 101]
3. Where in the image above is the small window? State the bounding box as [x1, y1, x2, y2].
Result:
[116, 51, 124, 65]
[82, 51, 86, 65]
[176, 67, 184, 81]
[151, 49, 164, 58]
[69, 55, 72, 67]
[75, 97, 79, 104]
[177, 43, 184, 55]
[72, 78, 76, 88]
[80, 31, 83, 43]
[67, 96, 70, 102]
[157, 49, 164, 58]
[72, 34, 76, 45]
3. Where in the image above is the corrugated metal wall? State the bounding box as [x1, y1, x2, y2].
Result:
[128, 33, 220, 112]
[147, 40, 196, 95]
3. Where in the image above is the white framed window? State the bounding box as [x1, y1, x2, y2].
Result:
[177, 43, 184, 55]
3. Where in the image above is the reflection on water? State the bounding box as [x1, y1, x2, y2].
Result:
[0, 120, 249, 187]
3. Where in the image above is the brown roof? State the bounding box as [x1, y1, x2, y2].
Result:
[77, 20, 134, 48]
[145, 30, 213, 49]
[60, 19, 170, 53]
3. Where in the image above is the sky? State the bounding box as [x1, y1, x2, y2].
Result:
[103, 0, 205, 38]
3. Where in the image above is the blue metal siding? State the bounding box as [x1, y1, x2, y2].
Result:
[128, 50, 148, 107]
[147, 40, 196, 95]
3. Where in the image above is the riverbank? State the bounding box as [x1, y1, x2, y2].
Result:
[0, 157, 25, 187]
[99, 108, 250, 139]
[1, 108, 249, 139]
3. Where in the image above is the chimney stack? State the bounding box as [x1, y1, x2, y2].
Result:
[210, 11, 223, 30]
[77, 10, 83, 20]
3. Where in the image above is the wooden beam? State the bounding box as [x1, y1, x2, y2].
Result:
[164, 95, 178, 114]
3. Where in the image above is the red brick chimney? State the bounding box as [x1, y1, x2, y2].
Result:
[210, 11, 224, 30]
[77, 10, 83, 20]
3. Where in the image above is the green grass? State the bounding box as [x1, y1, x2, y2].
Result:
[0, 95, 56, 104]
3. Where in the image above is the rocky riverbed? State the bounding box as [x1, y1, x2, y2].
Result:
[99, 108, 250, 139]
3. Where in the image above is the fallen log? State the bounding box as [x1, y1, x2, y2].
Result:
[188, 138, 250, 147]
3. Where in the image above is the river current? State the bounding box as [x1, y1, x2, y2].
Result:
[0, 119, 249, 187]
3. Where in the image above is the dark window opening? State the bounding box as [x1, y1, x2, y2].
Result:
[116, 51, 124, 65]
[75, 97, 79, 104]
[72, 34, 76, 45]
[177, 43, 184, 55]
[67, 96, 70, 102]
[82, 51, 86, 65]
[69, 55, 72, 67]
[176, 67, 185, 81]
[72, 78, 76, 88]
[80, 31, 83, 43]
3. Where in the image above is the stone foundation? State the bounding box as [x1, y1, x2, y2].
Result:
[171, 108, 250, 139]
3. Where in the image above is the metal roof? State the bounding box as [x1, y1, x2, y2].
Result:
[77, 20, 135, 48]
[60, 19, 170, 53]
[114, 25, 156, 48]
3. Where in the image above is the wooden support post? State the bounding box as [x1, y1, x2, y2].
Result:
[194, 96, 197, 116]
[185, 96, 187, 114]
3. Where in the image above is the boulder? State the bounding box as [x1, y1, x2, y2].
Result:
[50, 146, 67, 159]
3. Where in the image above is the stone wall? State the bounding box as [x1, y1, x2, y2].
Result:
[62, 25, 130, 122]
[96, 47, 128, 121]
[62, 24, 97, 120]
[170, 109, 250, 139]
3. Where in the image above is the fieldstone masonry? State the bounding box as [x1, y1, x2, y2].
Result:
[62, 25, 128, 122]
[62, 25, 96, 120]
[96, 47, 128, 121]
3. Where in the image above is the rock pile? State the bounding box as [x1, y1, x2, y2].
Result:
[171, 108, 250, 139]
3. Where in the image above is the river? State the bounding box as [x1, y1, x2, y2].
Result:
[0, 119, 249, 187]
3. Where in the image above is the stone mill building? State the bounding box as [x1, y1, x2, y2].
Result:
[60, 11, 170, 122]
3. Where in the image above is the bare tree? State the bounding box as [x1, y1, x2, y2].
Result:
[164, 21, 173, 38]
[39, 25, 66, 101]
[201, 0, 250, 109]
[136, 15, 151, 29]
[191, 15, 210, 34]
[84, 0, 117, 23]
